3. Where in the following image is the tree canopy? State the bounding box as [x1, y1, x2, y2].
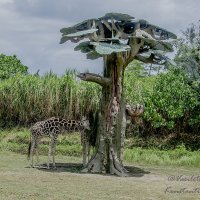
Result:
[175, 21, 200, 81]
[0, 54, 28, 80]
[60, 13, 176, 65]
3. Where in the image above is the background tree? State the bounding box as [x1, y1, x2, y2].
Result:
[144, 68, 199, 129]
[0, 54, 28, 80]
[60, 13, 176, 176]
[175, 21, 200, 81]
[174, 21, 200, 132]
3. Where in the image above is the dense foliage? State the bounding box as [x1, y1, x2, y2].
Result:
[0, 65, 199, 135]
[144, 68, 199, 130]
[0, 22, 199, 150]
[174, 21, 200, 81]
[0, 54, 28, 80]
[124, 65, 200, 150]
[0, 71, 100, 126]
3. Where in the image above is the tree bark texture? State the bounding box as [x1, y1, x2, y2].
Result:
[82, 53, 128, 176]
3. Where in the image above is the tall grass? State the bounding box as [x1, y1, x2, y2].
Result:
[0, 71, 100, 126]
[0, 67, 156, 127]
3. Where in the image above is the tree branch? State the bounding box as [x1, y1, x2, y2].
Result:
[77, 73, 111, 86]
[135, 54, 156, 64]
[135, 54, 164, 64]
[125, 37, 144, 66]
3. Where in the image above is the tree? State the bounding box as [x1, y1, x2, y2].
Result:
[144, 68, 199, 130]
[174, 21, 200, 131]
[60, 13, 176, 176]
[0, 54, 28, 80]
[174, 21, 200, 81]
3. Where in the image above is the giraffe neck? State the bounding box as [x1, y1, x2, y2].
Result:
[59, 118, 84, 131]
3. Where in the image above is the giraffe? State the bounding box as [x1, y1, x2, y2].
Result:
[126, 104, 144, 136]
[28, 117, 90, 169]
[126, 104, 144, 122]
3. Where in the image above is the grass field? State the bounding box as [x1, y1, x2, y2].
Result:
[0, 128, 200, 167]
[0, 152, 199, 200]
[0, 129, 200, 199]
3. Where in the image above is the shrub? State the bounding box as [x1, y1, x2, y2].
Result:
[143, 68, 199, 131]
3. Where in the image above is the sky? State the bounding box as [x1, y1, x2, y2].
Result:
[0, 0, 199, 75]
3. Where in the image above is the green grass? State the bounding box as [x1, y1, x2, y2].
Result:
[0, 128, 82, 156]
[124, 146, 200, 168]
[0, 128, 199, 168]
[1, 152, 199, 200]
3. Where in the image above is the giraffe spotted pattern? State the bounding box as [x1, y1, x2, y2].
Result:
[28, 117, 90, 169]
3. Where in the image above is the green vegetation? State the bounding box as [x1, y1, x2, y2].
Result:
[0, 128, 82, 157]
[0, 63, 199, 132]
[174, 21, 200, 82]
[124, 145, 200, 167]
[143, 68, 199, 130]
[0, 128, 199, 168]
[124, 60, 156, 104]
[0, 54, 28, 80]
[0, 71, 100, 126]
[0, 60, 199, 150]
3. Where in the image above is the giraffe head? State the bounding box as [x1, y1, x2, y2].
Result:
[81, 116, 90, 130]
[126, 104, 144, 118]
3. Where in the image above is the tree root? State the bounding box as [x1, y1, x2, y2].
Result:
[109, 148, 128, 177]
[81, 148, 129, 177]
[81, 152, 104, 173]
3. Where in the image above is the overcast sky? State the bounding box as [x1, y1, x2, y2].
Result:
[0, 0, 199, 75]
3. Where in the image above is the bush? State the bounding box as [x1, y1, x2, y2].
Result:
[143, 68, 199, 131]
[0, 54, 28, 80]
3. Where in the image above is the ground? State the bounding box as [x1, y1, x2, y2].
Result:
[0, 152, 199, 200]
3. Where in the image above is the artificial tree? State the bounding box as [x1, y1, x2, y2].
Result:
[60, 13, 176, 176]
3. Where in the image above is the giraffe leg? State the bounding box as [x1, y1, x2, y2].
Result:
[47, 141, 52, 169]
[82, 142, 87, 167]
[51, 138, 57, 169]
[48, 137, 57, 169]
[30, 138, 36, 168]
[81, 131, 87, 167]
[87, 143, 90, 164]
[35, 142, 39, 166]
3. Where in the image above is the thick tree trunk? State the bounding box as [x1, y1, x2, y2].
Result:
[82, 53, 128, 176]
